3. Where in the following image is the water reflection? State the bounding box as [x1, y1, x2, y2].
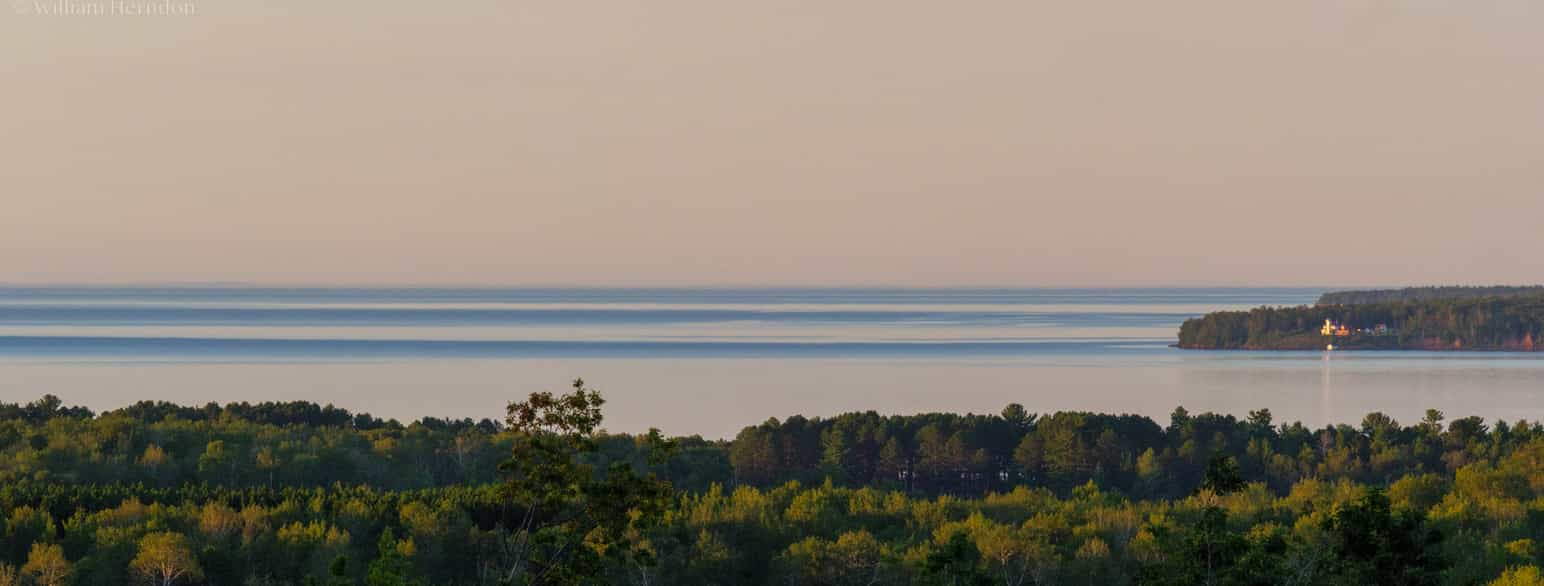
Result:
[4, 353, 1542, 439]
[1322, 351, 1333, 427]
[0, 287, 1540, 438]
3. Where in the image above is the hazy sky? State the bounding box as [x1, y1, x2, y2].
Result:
[3, 1, 1542, 287]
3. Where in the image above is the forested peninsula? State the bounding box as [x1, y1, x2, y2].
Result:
[5, 388, 1544, 585]
[1178, 289, 1544, 350]
[1317, 286, 1544, 306]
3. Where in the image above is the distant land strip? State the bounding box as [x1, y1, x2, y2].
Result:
[1182, 288, 1544, 350]
[1316, 285, 1544, 305]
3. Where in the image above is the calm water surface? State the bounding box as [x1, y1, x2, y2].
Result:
[1, 287, 1540, 438]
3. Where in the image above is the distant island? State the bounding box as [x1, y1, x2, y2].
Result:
[1179, 286, 1544, 350]
[1316, 285, 1544, 305]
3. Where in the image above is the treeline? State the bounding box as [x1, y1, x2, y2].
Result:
[10, 464, 1536, 585]
[4, 388, 1544, 584]
[0, 395, 729, 492]
[728, 405, 1543, 500]
[10, 394, 1541, 501]
[1178, 296, 1544, 350]
[1318, 286, 1544, 306]
[11, 395, 496, 432]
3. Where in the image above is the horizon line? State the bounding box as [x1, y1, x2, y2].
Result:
[0, 281, 1367, 290]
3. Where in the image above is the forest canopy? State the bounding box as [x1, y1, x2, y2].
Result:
[1178, 295, 1544, 350]
[1317, 286, 1544, 306]
[2, 390, 1543, 585]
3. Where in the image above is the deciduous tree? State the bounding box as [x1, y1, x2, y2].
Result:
[131, 532, 204, 586]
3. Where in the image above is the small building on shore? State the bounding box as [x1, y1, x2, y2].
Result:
[1322, 319, 1395, 337]
[1321, 319, 1351, 337]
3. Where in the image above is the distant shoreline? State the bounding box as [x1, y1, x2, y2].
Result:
[1177, 288, 1544, 352]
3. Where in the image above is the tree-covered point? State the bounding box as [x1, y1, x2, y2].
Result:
[1318, 286, 1544, 306]
[4, 389, 1544, 584]
[1178, 295, 1544, 350]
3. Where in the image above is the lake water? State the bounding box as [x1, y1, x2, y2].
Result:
[2, 286, 1541, 438]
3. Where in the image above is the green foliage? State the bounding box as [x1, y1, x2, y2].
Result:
[1322, 488, 1446, 585]
[0, 394, 718, 493]
[495, 379, 676, 585]
[4, 390, 1544, 584]
[22, 543, 71, 586]
[1201, 452, 1246, 495]
[130, 531, 202, 586]
[1140, 507, 1251, 586]
[921, 532, 990, 586]
[1178, 295, 1544, 349]
[364, 529, 417, 586]
[327, 556, 354, 586]
[1318, 286, 1544, 306]
[1490, 566, 1544, 586]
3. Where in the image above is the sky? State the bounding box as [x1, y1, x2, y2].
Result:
[3, 1, 1543, 287]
